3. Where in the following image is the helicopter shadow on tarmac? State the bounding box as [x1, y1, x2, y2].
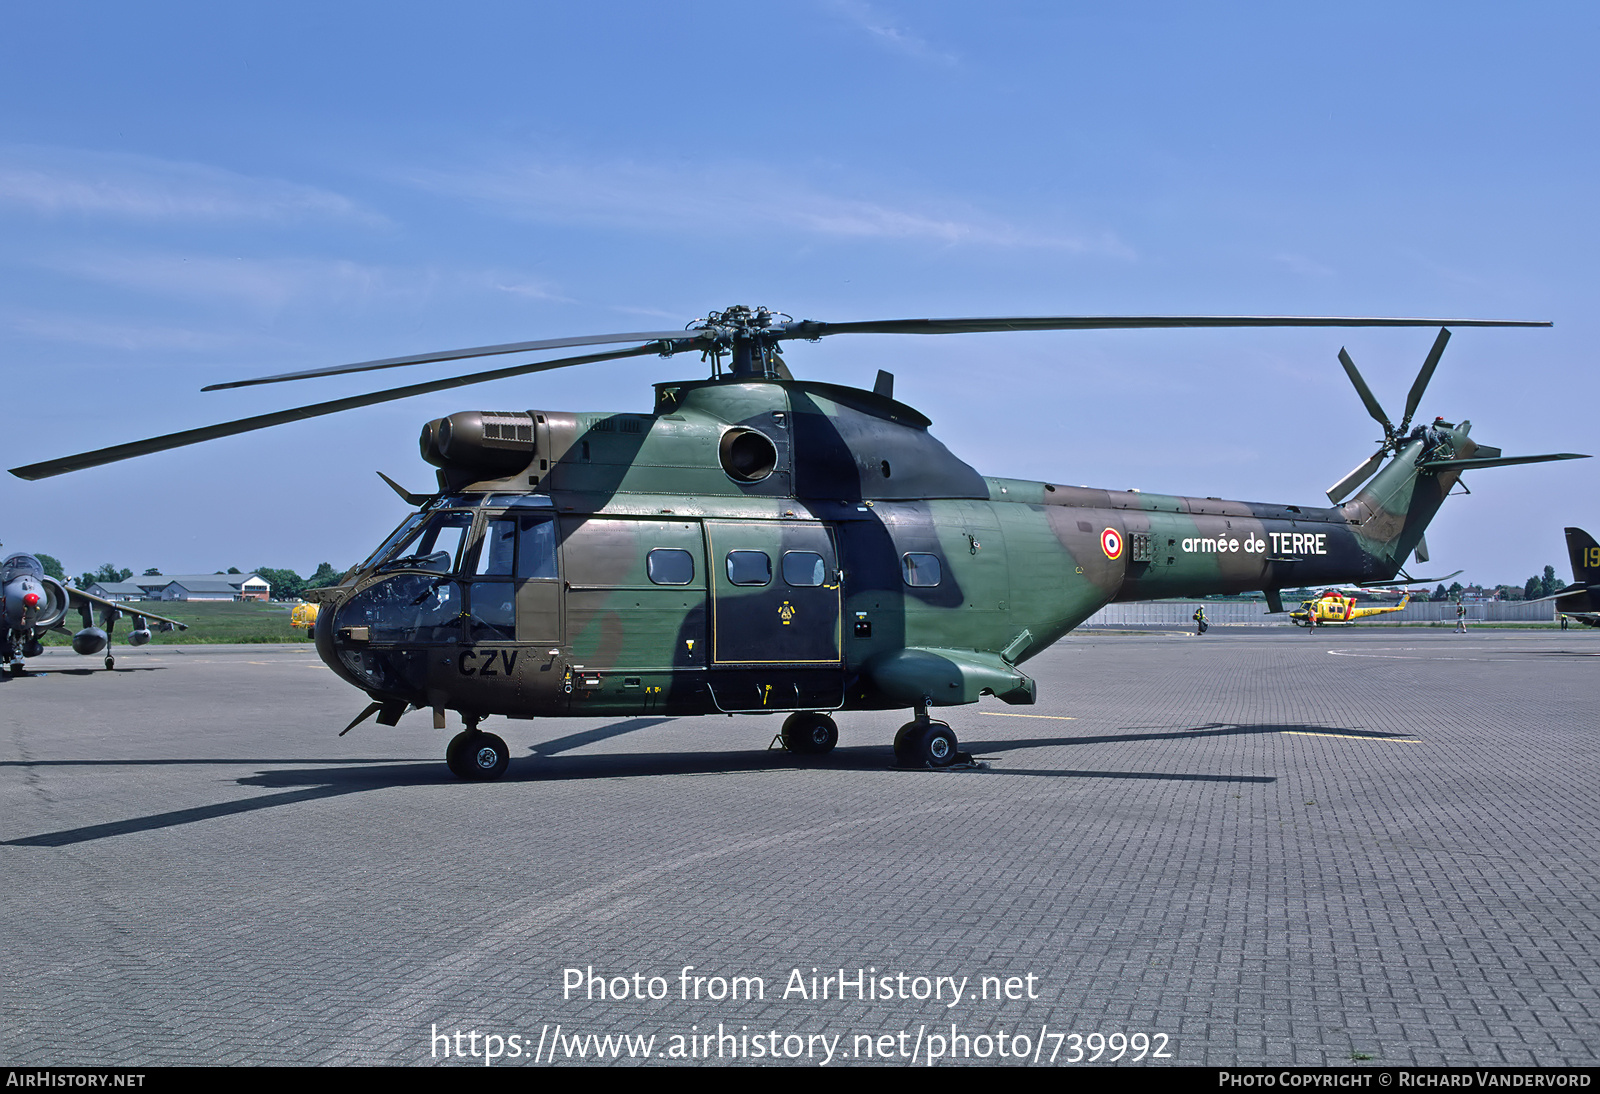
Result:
[0, 666, 167, 680]
[0, 718, 1338, 848]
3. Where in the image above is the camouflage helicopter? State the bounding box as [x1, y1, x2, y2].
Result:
[10, 307, 1589, 779]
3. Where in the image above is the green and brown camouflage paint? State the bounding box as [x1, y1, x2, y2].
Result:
[315, 379, 1483, 723]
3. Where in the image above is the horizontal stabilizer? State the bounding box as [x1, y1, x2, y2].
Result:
[1419, 453, 1589, 472]
[1526, 584, 1593, 609]
[1556, 589, 1598, 613]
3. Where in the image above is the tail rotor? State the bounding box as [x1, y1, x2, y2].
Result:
[1326, 328, 1451, 503]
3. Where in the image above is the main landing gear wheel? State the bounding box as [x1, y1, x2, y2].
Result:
[446, 731, 510, 781]
[781, 712, 838, 755]
[105, 655, 115, 670]
[894, 720, 958, 768]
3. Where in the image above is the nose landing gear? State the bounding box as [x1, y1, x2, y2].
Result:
[445, 715, 510, 781]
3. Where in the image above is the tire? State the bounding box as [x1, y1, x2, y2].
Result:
[898, 721, 958, 768]
[449, 731, 510, 781]
[781, 712, 838, 755]
[445, 731, 477, 778]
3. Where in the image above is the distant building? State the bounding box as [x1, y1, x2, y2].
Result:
[101, 573, 272, 602]
[86, 581, 147, 601]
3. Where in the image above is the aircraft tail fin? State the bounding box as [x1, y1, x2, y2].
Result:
[1555, 527, 1599, 614]
[1341, 436, 1461, 573]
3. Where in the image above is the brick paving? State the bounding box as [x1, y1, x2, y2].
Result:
[1, 630, 1595, 1066]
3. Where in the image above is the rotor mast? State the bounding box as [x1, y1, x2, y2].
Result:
[697, 305, 788, 380]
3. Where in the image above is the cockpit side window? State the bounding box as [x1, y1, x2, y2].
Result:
[472, 519, 518, 577]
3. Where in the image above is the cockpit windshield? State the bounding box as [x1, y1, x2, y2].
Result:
[0, 553, 45, 583]
[358, 513, 427, 572]
[376, 511, 474, 574]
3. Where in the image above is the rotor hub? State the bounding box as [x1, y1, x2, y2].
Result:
[689, 305, 793, 379]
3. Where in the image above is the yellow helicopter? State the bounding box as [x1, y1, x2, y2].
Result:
[1290, 590, 1412, 627]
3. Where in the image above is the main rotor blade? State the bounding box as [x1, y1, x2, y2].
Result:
[779, 315, 1551, 339]
[1399, 327, 1451, 432]
[1337, 348, 1395, 438]
[10, 342, 662, 480]
[202, 329, 705, 391]
[202, 314, 1548, 388]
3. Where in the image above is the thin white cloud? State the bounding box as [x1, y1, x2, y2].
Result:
[0, 146, 384, 225]
[1273, 252, 1336, 278]
[610, 305, 686, 321]
[28, 249, 574, 315]
[825, 0, 958, 65]
[409, 159, 1132, 256]
[5, 310, 242, 352]
[1396, 248, 1486, 289]
[490, 279, 576, 303]
[36, 252, 393, 309]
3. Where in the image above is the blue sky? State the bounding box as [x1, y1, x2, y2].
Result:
[1, 2, 1594, 585]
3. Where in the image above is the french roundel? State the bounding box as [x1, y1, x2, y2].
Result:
[1101, 528, 1123, 559]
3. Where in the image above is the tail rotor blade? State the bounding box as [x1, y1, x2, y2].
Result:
[1338, 348, 1395, 443]
[1399, 327, 1451, 433]
[1326, 447, 1388, 503]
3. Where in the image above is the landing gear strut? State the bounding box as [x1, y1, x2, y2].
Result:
[893, 701, 960, 768]
[445, 715, 510, 781]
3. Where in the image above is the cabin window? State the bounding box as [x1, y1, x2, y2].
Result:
[647, 548, 696, 586]
[725, 550, 772, 587]
[516, 515, 558, 579]
[901, 552, 942, 587]
[782, 551, 826, 587]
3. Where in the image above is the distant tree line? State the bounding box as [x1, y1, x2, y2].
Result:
[35, 558, 345, 598]
[251, 563, 343, 599]
[79, 563, 132, 587]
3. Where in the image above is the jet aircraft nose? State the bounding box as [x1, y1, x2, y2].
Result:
[23, 592, 39, 607]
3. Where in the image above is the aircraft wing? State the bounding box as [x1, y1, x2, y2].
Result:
[65, 587, 188, 631]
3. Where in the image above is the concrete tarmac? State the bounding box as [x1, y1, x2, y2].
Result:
[2, 628, 1596, 1067]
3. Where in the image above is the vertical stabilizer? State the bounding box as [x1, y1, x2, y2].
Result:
[1340, 429, 1477, 575]
[1556, 527, 1599, 614]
